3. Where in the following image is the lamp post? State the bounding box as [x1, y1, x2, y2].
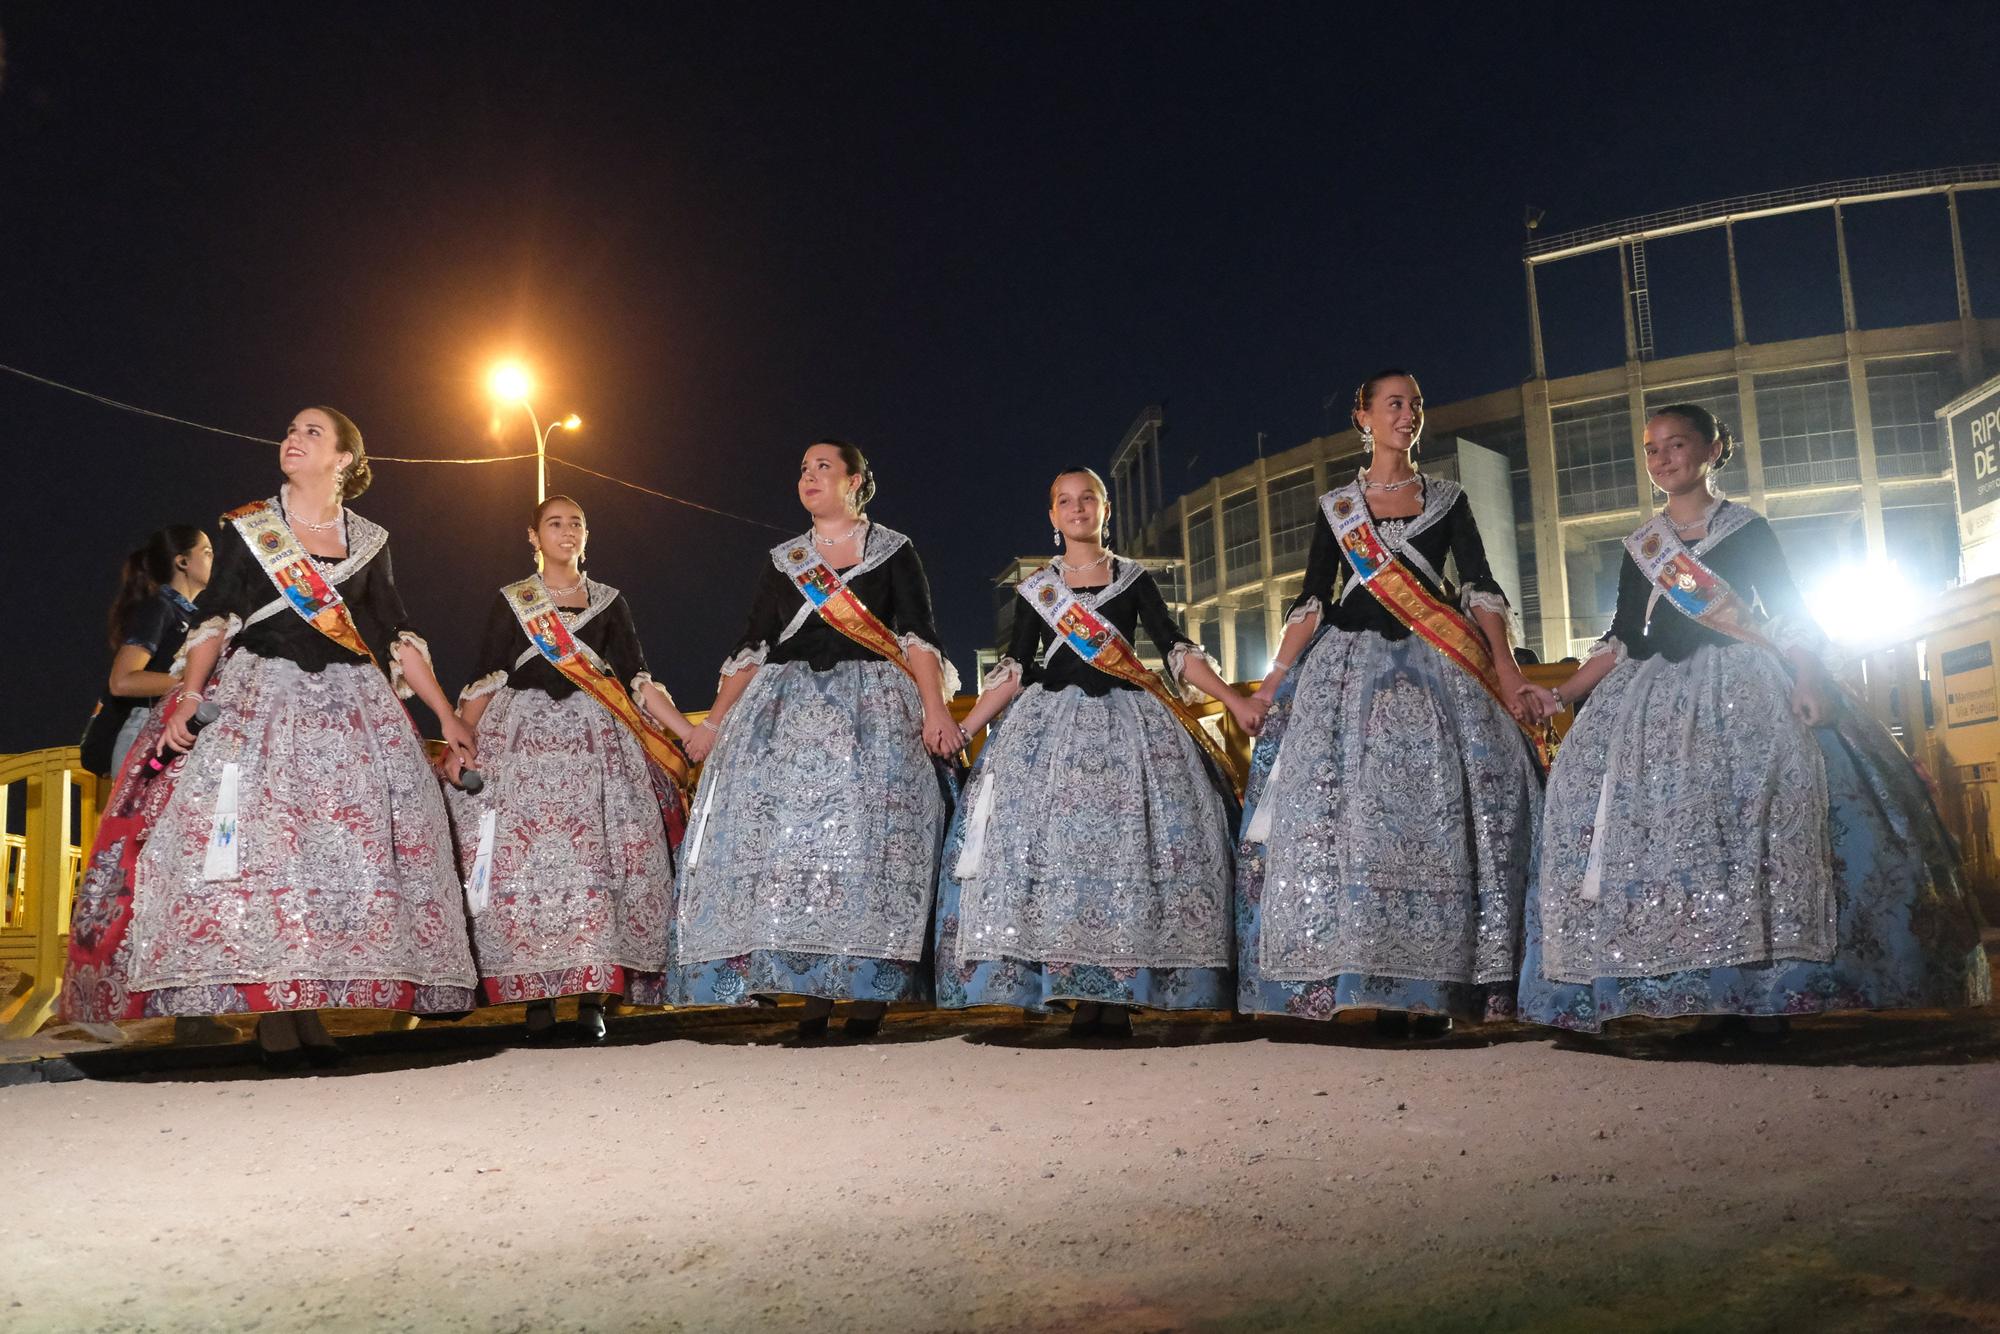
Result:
[486, 361, 580, 505]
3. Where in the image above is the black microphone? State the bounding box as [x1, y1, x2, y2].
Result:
[145, 699, 220, 776]
[455, 768, 486, 795]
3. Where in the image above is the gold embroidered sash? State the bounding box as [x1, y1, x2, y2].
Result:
[1320, 486, 1547, 755]
[1016, 567, 1242, 794]
[1624, 511, 1777, 653]
[772, 538, 924, 689]
[225, 499, 374, 661]
[502, 577, 693, 806]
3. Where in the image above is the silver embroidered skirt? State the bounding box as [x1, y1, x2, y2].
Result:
[1519, 642, 1988, 1030]
[125, 653, 478, 1014]
[935, 682, 1233, 1010]
[670, 659, 946, 1004]
[1236, 625, 1539, 1017]
[1533, 642, 1833, 984]
[446, 686, 674, 1004]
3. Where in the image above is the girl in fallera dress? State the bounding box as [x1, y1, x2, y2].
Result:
[448, 495, 698, 1042]
[1516, 405, 1989, 1036]
[61, 407, 480, 1068]
[671, 441, 962, 1039]
[936, 467, 1258, 1037]
[1236, 370, 1543, 1036]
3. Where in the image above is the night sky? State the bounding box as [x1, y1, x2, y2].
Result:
[4, 2, 1998, 752]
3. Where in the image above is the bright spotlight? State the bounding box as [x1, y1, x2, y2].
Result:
[487, 361, 534, 402]
[561, 414, 582, 431]
[1808, 559, 1925, 645]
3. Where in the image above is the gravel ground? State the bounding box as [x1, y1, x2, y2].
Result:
[4, 1007, 1999, 1334]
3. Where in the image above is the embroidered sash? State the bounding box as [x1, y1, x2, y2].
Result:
[1624, 510, 1776, 652]
[502, 577, 693, 812]
[772, 534, 923, 688]
[1016, 567, 1242, 793]
[225, 500, 375, 661]
[1319, 486, 1546, 753]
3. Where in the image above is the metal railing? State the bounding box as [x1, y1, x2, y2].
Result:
[0, 748, 99, 1039]
[1527, 164, 2000, 263]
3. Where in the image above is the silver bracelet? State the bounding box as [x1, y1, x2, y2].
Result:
[696, 717, 719, 733]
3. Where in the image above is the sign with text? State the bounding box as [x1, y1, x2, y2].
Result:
[1943, 641, 1999, 729]
[1950, 377, 2000, 547]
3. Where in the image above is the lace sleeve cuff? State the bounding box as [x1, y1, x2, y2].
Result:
[1767, 611, 1838, 672]
[458, 670, 508, 705]
[719, 644, 768, 679]
[980, 657, 1023, 694]
[1460, 587, 1510, 618]
[171, 614, 241, 679]
[387, 630, 433, 700]
[1585, 635, 1627, 668]
[899, 633, 962, 698]
[1167, 643, 1226, 697]
[630, 672, 674, 725]
[1284, 599, 1322, 628]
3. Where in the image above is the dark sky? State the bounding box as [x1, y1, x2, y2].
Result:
[4, 2, 1998, 751]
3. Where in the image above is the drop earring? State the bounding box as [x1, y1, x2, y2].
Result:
[1053, 528, 1063, 550]
[1359, 426, 1375, 450]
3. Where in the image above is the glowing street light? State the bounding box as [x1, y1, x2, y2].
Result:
[486, 361, 580, 504]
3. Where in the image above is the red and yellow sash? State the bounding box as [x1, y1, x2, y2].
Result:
[1624, 509, 1778, 653]
[226, 499, 374, 661]
[1320, 486, 1548, 756]
[503, 577, 692, 813]
[1017, 567, 1243, 794]
[773, 536, 924, 689]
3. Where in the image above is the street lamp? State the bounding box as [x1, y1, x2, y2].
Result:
[486, 360, 581, 504]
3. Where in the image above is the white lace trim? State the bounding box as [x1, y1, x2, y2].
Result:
[458, 669, 508, 704]
[719, 644, 767, 679]
[981, 657, 1023, 694]
[1284, 600, 1322, 628]
[630, 672, 674, 726]
[1167, 642, 1223, 685]
[1460, 587, 1509, 618]
[172, 615, 241, 679]
[387, 630, 432, 700]
[899, 633, 962, 698]
[1585, 635, 1627, 667]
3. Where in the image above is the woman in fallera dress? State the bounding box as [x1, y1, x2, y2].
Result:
[671, 441, 962, 1039]
[1235, 370, 1543, 1036]
[1515, 404, 1989, 1037]
[61, 407, 479, 1068]
[448, 495, 697, 1042]
[936, 467, 1257, 1037]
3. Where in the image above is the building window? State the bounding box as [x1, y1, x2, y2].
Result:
[1553, 398, 1635, 517]
[1645, 380, 1745, 493]
[1195, 614, 1224, 666]
[1222, 490, 1261, 586]
[1233, 606, 1269, 680]
[1756, 365, 1857, 489]
[1267, 470, 1318, 573]
[1769, 506, 1866, 585]
[1562, 535, 1626, 651]
[1187, 510, 1216, 599]
[1883, 502, 1960, 592]
[1868, 357, 1956, 480]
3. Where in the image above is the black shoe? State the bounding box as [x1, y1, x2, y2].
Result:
[844, 1002, 886, 1040]
[1093, 1006, 1133, 1040]
[524, 1000, 560, 1042]
[1068, 1002, 1104, 1037]
[1373, 1010, 1411, 1039]
[1411, 1014, 1452, 1039]
[255, 1014, 306, 1073]
[796, 996, 834, 1040]
[576, 1000, 608, 1043]
[1745, 1016, 1791, 1047]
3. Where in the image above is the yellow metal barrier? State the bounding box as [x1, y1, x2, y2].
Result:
[0, 747, 100, 1038]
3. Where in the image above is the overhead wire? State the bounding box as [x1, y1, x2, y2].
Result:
[0, 359, 786, 530]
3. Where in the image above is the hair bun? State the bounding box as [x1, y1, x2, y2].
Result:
[342, 454, 374, 501]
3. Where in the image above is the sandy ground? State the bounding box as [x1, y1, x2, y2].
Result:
[5, 1006, 2000, 1334]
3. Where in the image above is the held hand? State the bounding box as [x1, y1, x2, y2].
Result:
[158, 692, 201, 755]
[922, 706, 962, 758]
[1493, 668, 1533, 725]
[439, 714, 478, 767]
[685, 721, 719, 764]
[1232, 694, 1270, 737]
[1790, 675, 1833, 728]
[1512, 681, 1552, 724]
[438, 747, 467, 785]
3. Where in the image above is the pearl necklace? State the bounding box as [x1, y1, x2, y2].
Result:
[814, 520, 865, 550]
[539, 573, 586, 599]
[286, 506, 343, 532]
[1669, 495, 1724, 537]
[1054, 549, 1112, 578]
[1360, 469, 1421, 493]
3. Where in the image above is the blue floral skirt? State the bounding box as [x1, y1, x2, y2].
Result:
[1235, 626, 1539, 1022]
[933, 683, 1235, 1013]
[1519, 654, 1990, 1032]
